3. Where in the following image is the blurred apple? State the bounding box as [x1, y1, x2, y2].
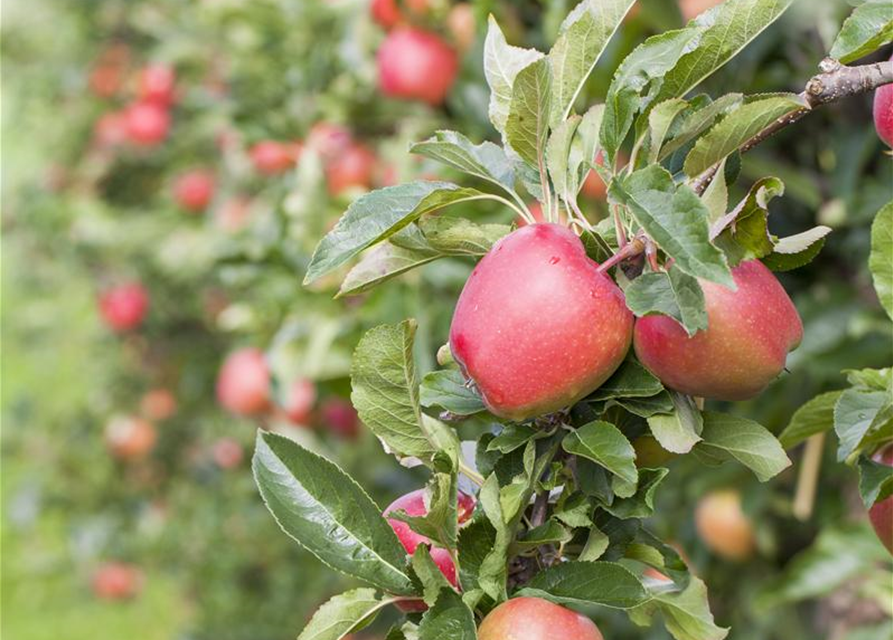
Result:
[172, 169, 216, 213]
[98, 282, 149, 332]
[212, 437, 245, 470]
[92, 562, 144, 600]
[140, 388, 177, 422]
[216, 348, 271, 416]
[105, 415, 157, 461]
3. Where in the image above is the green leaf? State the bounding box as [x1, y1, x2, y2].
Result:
[554, 492, 595, 527]
[412, 545, 455, 607]
[305, 182, 483, 284]
[778, 391, 843, 449]
[391, 472, 459, 552]
[488, 424, 543, 454]
[647, 98, 689, 164]
[845, 367, 892, 391]
[514, 519, 574, 551]
[548, 0, 636, 125]
[630, 576, 728, 640]
[647, 391, 703, 454]
[602, 467, 669, 518]
[484, 16, 545, 137]
[578, 524, 610, 561]
[761, 226, 832, 272]
[697, 411, 792, 482]
[623, 267, 708, 337]
[298, 589, 388, 640]
[869, 201, 893, 319]
[612, 392, 676, 418]
[477, 474, 510, 601]
[420, 370, 486, 416]
[830, 0, 893, 64]
[351, 321, 458, 465]
[420, 217, 512, 256]
[547, 115, 582, 204]
[834, 389, 893, 461]
[457, 518, 496, 593]
[417, 589, 477, 640]
[518, 561, 649, 609]
[253, 432, 414, 595]
[569, 105, 605, 195]
[858, 455, 893, 509]
[609, 166, 734, 287]
[711, 176, 785, 267]
[659, 94, 744, 161]
[505, 58, 552, 167]
[563, 421, 639, 485]
[700, 160, 729, 222]
[339, 240, 438, 297]
[589, 359, 664, 400]
[410, 130, 517, 194]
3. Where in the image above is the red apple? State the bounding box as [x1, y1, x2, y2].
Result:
[385, 488, 475, 611]
[137, 63, 176, 105]
[89, 44, 130, 98]
[282, 378, 317, 425]
[319, 398, 360, 439]
[172, 169, 215, 213]
[94, 111, 129, 148]
[869, 445, 893, 554]
[679, 0, 724, 21]
[306, 122, 353, 163]
[140, 388, 177, 422]
[370, 0, 428, 29]
[377, 28, 458, 106]
[249, 140, 298, 176]
[98, 282, 149, 332]
[447, 3, 476, 52]
[216, 348, 271, 416]
[478, 597, 603, 640]
[873, 57, 893, 148]
[92, 562, 144, 600]
[325, 143, 377, 195]
[449, 223, 634, 421]
[105, 416, 157, 461]
[634, 260, 803, 401]
[124, 101, 170, 146]
[695, 489, 755, 561]
[212, 437, 245, 470]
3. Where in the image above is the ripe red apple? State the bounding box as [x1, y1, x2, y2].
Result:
[634, 260, 802, 401]
[385, 488, 475, 611]
[137, 63, 176, 105]
[873, 57, 893, 148]
[282, 378, 317, 425]
[869, 445, 893, 554]
[679, 0, 724, 21]
[249, 140, 298, 176]
[105, 416, 157, 461]
[478, 597, 604, 640]
[124, 101, 170, 146]
[370, 0, 428, 29]
[319, 398, 360, 439]
[449, 223, 634, 421]
[172, 169, 215, 213]
[92, 562, 144, 600]
[325, 143, 377, 195]
[447, 4, 476, 52]
[140, 388, 177, 422]
[377, 28, 458, 106]
[216, 348, 271, 416]
[695, 489, 755, 561]
[212, 437, 245, 470]
[98, 282, 149, 332]
[306, 122, 353, 163]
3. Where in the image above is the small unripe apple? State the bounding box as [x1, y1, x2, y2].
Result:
[249, 140, 298, 176]
[172, 169, 215, 213]
[92, 562, 144, 600]
[325, 143, 377, 195]
[478, 597, 604, 640]
[385, 488, 475, 611]
[679, 0, 724, 22]
[140, 388, 177, 422]
[370, 0, 428, 29]
[447, 4, 476, 52]
[869, 445, 893, 554]
[634, 260, 803, 401]
[306, 122, 353, 162]
[98, 282, 149, 332]
[282, 378, 317, 425]
[873, 57, 893, 148]
[105, 415, 157, 461]
[695, 489, 755, 561]
[377, 28, 458, 106]
[319, 398, 360, 439]
[212, 437, 245, 470]
[216, 348, 271, 416]
[137, 63, 176, 105]
[450, 223, 633, 421]
[124, 101, 170, 146]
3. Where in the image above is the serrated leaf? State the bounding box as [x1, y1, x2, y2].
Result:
[298, 589, 388, 640]
[603, 468, 669, 518]
[696, 411, 792, 481]
[647, 391, 703, 454]
[610, 166, 734, 287]
[630, 576, 728, 640]
[420, 370, 486, 416]
[830, 0, 893, 64]
[477, 474, 510, 601]
[563, 421, 639, 485]
[711, 177, 786, 267]
[518, 561, 649, 609]
[762, 226, 831, 272]
[487, 424, 543, 454]
[506, 58, 552, 167]
[778, 391, 843, 449]
[305, 182, 484, 284]
[858, 455, 893, 509]
[700, 160, 729, 222]
[869, 201, 893, 319]
[339, 241, 439, 297]
[391, 472, 459, 551]
[420, 217, 511, 256]
[547, 115, 582, 204]
[834, 389, 893, 461]
[253, 432, 415, 595]
[484, 17, 545, 137]
[569, 104, 606, 194]
[515, 519, 574, 551]
[579, 524, 610, 561]
[660, 94, 744, 160]
[624, 267, 708, 337]
[612, 392, 676, 418]
[411, 545, 455, 607]
[417, 589, 477, 640]
[845, 367, 892, 391]
[410, 130, 517, 194]
[457, 518, 496, 593]
[589, 359, 665, 401]
[684, 94, 806, 177]
[648, 98, 689, 164]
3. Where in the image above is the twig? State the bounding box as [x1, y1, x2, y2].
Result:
[793, 432, 825, 521]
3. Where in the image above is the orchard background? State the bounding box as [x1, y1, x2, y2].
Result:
[2, 0, 892, 639]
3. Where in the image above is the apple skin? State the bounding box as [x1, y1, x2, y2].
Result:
[478, 597, 604, 640]
[319, 398, 360, 439]
[172, 169, 215, 213]
[105, 416, 157, 461]
[447, 3, 476, 52]
[679, 0, 724, 22]
[634, 259, 802, 401]
[384, 488, 475, 611]
[99, 282, 149, 332]
[140, 388, 177, 422]
[249, 141, 298, 176]
[92, 562, 144, 600]
[282, 378, 317, 425]
[124, 101, 170, 146]
[216, 348, 271, 416]
[325, 143, 377, 195]
[869, 445, 893, 555]
[449, 223, 633, 421]
[695, 489, 755, 561]
[873, 57, 893, 148]
[377, 28, 458, 106]
[137, 63, 176, 105]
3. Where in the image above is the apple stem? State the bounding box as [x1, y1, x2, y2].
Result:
[793, 432, 825, 521]
[596, 235, 646, 273]
[459, 460, 485, 487]
[645, 238, 660, 272]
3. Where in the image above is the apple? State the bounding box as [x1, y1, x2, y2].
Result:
[325, 143, 377, 195]
[212, 437, 245, 470]
[679, 0, 724, 22]
[92, 562, 144, 600]
[98, 282, 149, 332]
[873, 56, 893, 148]
[306, 122, 353, 163]
[105, 415, 157, 461]
[449, 223, 634, 421]
[868, 444, 893, 554]
[249, 140, 298, 176]
[282, 378, 317, 425]
[447, 4, 476, 52]
[634, 260, 803, 401]
[140, 388, 177, 422]
[89, 44, 130, 98]
[137, 63, 176, 105]
[385, 488, 475, 611]
[478, 597, 603, 640]
[377, 28, 458, 106]
[695, 489, 755, 561]
[94, 111, 129, 148]
[124, 101, 170, 146]
[172, 169, 215, 213]
[319, 398, 360, 439]
[370, 0, 428, 29]
[216, 348, 271, 416]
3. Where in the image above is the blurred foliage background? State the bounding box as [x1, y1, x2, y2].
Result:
[2, 0, 891, 639]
